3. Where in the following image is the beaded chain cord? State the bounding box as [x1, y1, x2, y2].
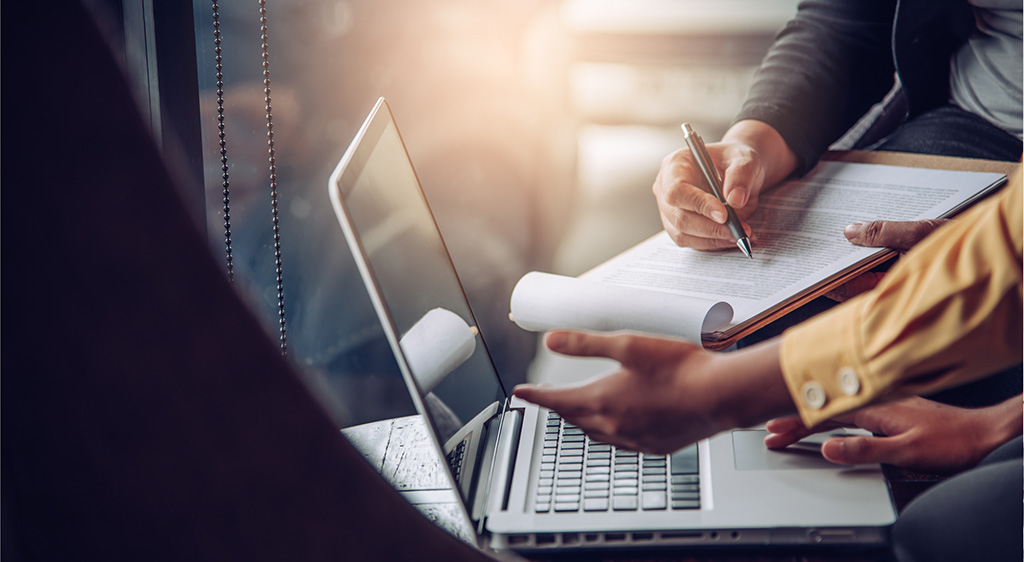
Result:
[211, 0, 288, 356]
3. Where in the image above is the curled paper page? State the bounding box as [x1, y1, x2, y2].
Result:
[509, 272, 733, 345]
[399, 307, 477, 393]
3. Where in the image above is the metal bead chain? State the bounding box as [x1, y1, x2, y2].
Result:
[211, 0, 233, 282]
[260, 0, 288, 356]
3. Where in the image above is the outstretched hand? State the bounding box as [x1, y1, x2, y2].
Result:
[513, 331, 792, 454]
[764, 394, 1022, 474]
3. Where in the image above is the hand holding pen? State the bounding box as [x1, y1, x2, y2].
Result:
[680, 123, 753, 258]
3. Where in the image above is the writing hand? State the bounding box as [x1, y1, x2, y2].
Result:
[653, 119, 799, 251]
[513, 331, 792, 454]
[764, 395, 1022, 474]
[653, 140, 761, 250]
[826, 218, 950, 302]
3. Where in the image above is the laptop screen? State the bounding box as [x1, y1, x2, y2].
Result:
[330, 99, 508, 444]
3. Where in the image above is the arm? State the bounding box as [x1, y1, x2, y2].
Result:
[655, 0, 898, 250]
[781, 176, 1022, 426]
[514, 333, 793, 455]
[735, 0, 898, 174]
[516, 171, 1022, 449]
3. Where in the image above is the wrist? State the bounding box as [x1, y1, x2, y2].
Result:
[977, 395, 1023, 457]
[722, 120, 798, 188]
[705, 339, 795, 429]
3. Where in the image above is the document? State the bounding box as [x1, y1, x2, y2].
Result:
[509, 161, 1007, 349]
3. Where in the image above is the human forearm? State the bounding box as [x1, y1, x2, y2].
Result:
[513, 332, 796, 454]
[705, 338, 795, 429]
[734, 0, 897, 174]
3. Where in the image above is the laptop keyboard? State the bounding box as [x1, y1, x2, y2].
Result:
[446, 437, 469, 484]
[535, 411, 700, 513]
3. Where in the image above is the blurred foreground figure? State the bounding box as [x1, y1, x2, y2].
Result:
[0, 2, 502, 561]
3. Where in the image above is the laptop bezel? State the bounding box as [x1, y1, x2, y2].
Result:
[327, 97, 511, 544]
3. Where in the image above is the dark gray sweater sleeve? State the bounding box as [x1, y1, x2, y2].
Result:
[734, 0, 899, 175]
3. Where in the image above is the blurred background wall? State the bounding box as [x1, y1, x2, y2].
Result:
[183, 0, 799, 425]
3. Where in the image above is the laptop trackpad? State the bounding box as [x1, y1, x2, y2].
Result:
[732, 429, 845, 471]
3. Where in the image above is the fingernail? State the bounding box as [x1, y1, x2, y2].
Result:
[727, 191, 745, 207]
[711, 210, 726, 223]
[513, 384, 537, 396]
[822, 439, 845, 462]
[546, 331, 567, 351]
[844, 222, 864, 239]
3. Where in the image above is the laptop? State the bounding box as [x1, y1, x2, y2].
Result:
[328, 97, 897, 552]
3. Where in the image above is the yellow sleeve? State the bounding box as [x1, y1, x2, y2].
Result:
[780, 168, 1023, 427]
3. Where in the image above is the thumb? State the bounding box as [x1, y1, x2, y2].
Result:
[721, 163, 758, 209]
[821, 435, 901, 466]
[843, 219, 947, 252]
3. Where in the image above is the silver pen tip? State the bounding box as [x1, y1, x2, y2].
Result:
[737, 238, 753, 259]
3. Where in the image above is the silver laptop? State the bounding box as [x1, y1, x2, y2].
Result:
[328, 97, 897, 552]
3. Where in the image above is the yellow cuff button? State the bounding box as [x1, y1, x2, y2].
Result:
[800, 382, 827, 410]
[838, 367, 861, 396]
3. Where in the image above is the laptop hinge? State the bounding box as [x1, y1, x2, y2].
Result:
[475, 405, 523, 529]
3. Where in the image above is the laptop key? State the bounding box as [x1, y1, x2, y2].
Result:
[612, 496, 638, 511]
[642, 491, 667, 510]
[671, 499, 700, 510]
[669, 444, 699, 474]
[671, 474, 698, 485]
[583, 498, 610, 511]
[671, 483, 699, 493]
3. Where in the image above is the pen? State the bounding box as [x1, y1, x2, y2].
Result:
[681, 123, 753, 258]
